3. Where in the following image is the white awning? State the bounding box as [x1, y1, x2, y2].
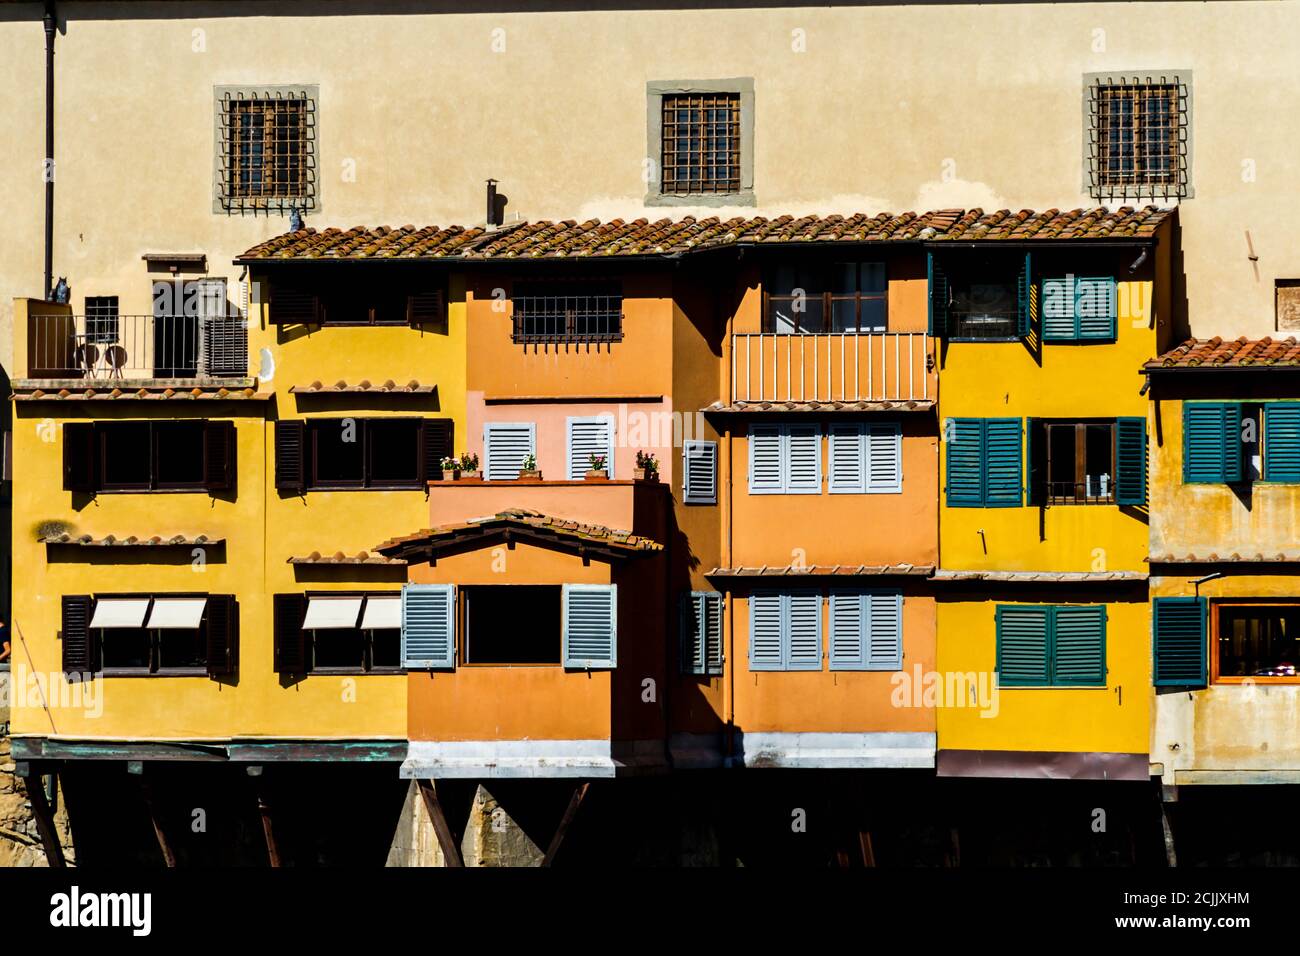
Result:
[302, 596, 363, 629]
[146, 597, 207, 630]
[360, 596, 401, 630]
[89, 598, 150, 629]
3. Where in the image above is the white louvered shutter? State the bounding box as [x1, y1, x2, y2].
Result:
[865, 591, 903, 670]
[866, 422, 902, 493]
[566, 415, 614, 480]
[683, 440, 717, 504]
[828, 423, 866, 494]
[484, 422, 535, 480]
[680, 590, 724, 675]
[785, 424, 822, 494]
[829, 592, 866, 669]
[401, 584, 455, 669]
[748, 425, 784, 494]
[562, 584, 617, 668]
[748, 592, 784, 670]
[786, 591, 823, 669]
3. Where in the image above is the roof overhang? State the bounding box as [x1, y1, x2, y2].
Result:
[376, 511, 663, 564]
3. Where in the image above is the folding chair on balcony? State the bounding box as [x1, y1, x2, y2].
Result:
[104, 345, 128, 379]
[73, 342, 100, 379]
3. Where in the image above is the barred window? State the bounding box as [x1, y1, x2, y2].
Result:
[661, 93, 741, 195]
[84, 296, 119, 345]
[215, 88, 317, 214]
[1087, 75, 1189, 201]
[511, 282, 623, 344]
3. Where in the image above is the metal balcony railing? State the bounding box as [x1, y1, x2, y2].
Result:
[731, 332, 932, 404]
[26, 313, 249, 380]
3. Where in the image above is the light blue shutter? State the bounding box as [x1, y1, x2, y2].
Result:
[1264, 402, 1300, 481]
[866, 422, 901, 493]
[700, 591, 723, 675]
[785, 424, 822, 494]
[865, 591, 903, 669]
[828, 423, 865, 494]
[683, 440, 718, 504]
[484, 422, 535, 480]
[749, 592, 784, 671]
[828, 592, 866, 669]
[680, 592, 706, 674]
[566, 415, 614, 479]
[786, 592, 823, 670]
[1052, 605, 1106, 686]
[401, 584, 455, 669]
[1041, 276, 1076, 340]
[562, 584, 617, 669]
[748, 424, 784, 494]
[1076, 277, 1117, 340]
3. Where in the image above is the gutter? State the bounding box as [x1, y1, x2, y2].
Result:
[42, 1, 56, 299]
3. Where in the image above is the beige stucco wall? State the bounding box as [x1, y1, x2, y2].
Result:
[1, 0, 1299, 374]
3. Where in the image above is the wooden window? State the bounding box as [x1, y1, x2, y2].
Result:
[566, 415, 615, 480]
[62, 421, 234, 494]
[1263, 403, 1300, 482]
[1088, 76, 1188, 200]
[680, 591, 724, 676]
[273, 593, 402, 675]
[1152, 596, 1207, 687]
[748, 591, 823, 672]
[1043, 422, 1116, 505]
[511, 282, 623, 344]
[828, 422, 901, 494]
[65, 594, 237, 678]
[661, 92, 741, 194]
[273, 418, 452, 492]
[763, 262, 888, 333]
[218, 91, 316, 214]
[483, 422, 536, 481]
[401, 584, 456, 669]
[461, 586, 563, 665]
[1212, 602, 1300, 684]
[1183, 403, 1245, 484]
[996, 604, 1106, 687]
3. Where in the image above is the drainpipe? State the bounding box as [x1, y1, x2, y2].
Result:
[42, 1, 57, 300]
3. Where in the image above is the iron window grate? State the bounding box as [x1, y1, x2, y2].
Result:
[217, 90, 317, 214]
[1087, 75, 1188, 201]
[661, 92, 741, 195]
[511, 289, 624, 344]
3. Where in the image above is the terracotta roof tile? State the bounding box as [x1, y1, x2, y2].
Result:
[41, 533, 223, 547]
[1145, 336, 1300, 370]
[288, 551, 408, 565]
[707, 564, 933, 577]
[375, 508, 663, 560]
[931, 570, 1146, 582]
[704, 399, 934, 414]
[289, 379, 436, 395]
[12, 385, 269, 402]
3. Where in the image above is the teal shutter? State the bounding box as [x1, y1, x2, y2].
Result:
[1041, 276, 1076, 340]
[1184, 403, 1241, 484]
[1052, 605, 1106, 686]
[984, 418, 1024, 507]
[1264, 402, 1300, 481]
[927, 252, 949, 337]
[1016, 252, 1033, 337]
[1153, 597, 1207, 687]
[749, 592, 784, 671]
[562, 584, 617, 668]
[945, 418, 985, 507]
[401, 584, 455, 669]
[1115, 417, 1148, 505]
[1025, 417, 1044, 505]
[1076, 276, 1117, 340]
[996, 605, 1050, 686]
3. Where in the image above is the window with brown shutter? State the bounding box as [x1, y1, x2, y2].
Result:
[274, 593, 309, 673]
[274, 593, 401, 675]
[61, 595, 94, 673]
[63, 422, 235, 494]
[275, 420, 306, 492]
[281, 418, 453, 491]
[204, 595, 239, 678]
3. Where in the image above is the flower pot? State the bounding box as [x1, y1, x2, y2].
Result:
[440, 469, 460, 481]
[633, 468, 659, 482]
[461, 470, 482, 481]
[585, 469, 610, 481]
[518, 469, 543, 481]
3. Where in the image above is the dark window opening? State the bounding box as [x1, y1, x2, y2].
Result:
[661, 92, 741, 195]
[511, 282, 623, 344]
[369, 629, 401, 670]
[366, 419, 421, 486]
[1217, 605, 1300, 680]
[154, 422, 206, 488]
[306, 418, 427, 490]
[1043, 422, 1116, 504]
[763, 262, 887, 333]
[157, 629, 206, 671]
[463, 586, 562, 665]
[99, 423, 153, 490]
[84, 296, 120, 345]
[312, 628, 365, 671]
[948, 267, 1020, 340]
[100, 628, 151, 671]
[319, 288, 408, 326]
[300, 595, 403, 674]
[311, 420, 365, 487]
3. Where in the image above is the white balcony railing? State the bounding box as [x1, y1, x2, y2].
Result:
[731, 332, 932, 404]
[25, 313, 248, 381]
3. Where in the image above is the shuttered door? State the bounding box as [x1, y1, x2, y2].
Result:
[566, 416, 614, 480]
[749, 592, 785, 671]
[1264, 402, 1300, 481]
[683, 440, 718, 504]
[1184, 403, 1241, 484]
[484, 422, 535, 481]
[401, 584, 456, 669]
[61, 595, 94, 673]
[1076, 277, 1117, 340]
[1052, 605, 1106, 685]
[63, 423, 97, 492]
[996, 605, 1050, 686]
[785, 424, 821, 494]
[785, 592, 823, 670]
[562, 584, 617, 668]
[1041, 276, 1077, 340]
[866, 423, 901, 493]
[945, 419, 984, 507]
[1153, 596, 1207, 687]
[1115, 417, 1148, 505]
[748, 424, 784, 494]
[828, 423, 865, 494]
[984, 419, 1024, 507]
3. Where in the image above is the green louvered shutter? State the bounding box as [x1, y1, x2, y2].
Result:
[996, 605, 1049, 686]
[1153, 597, 1207, 687]
[1041, 276, 1076, 341]
[1052, 605, 1106, 686]
[945, 418, 985, 507]
[1016, 252, 1033, 337]
[1184, 403, 1241, 484]
[1026, 418, 1044, 505]
[562, 584, 617, 669]
[984, 418, 1023, 507]
[1076, 276, 1117, 340]
[1264, 402, 1300, 481]
[927, 252, 949, 337]
[1115, 417, 1148, 505]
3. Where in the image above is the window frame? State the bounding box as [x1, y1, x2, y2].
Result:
[1040, 420, 1117, 506]
[510, 280, 624, 345]
[91, 592, 214, 677]
[995, 603, 1108, 689]
[1084, 72, 1192, 202]
[747, 423, 822, 496]
[459, 584, 564, 668]
[301, 591, 404, 676]
[1210, 599, 1300, 686]
[762, 261, 889, 334]
[214, 85, 319, 216]
[91, 421, 216, 494]
[646, 78, 755, 207]
[1040, 275, 1118, 342]
[305, 417, 424, 491]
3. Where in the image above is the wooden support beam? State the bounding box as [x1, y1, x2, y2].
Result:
[417, 778, 464, 867]
[859, 831, 876, 867]
[254, 781, 281, 868]
[22, 773, 65, 868]
[140, 778, 176, 868]
[541, 780, 590, 867]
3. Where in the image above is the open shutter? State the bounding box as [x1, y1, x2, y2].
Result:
[680, 591, 723, 676]
[1153, 596, 1207, 687]
[1026, 418, 1045, 506]
[407, 290, 445, 327]
[865, 591, 904, 670]
[828, 592, 865, 670]
[1115, 417, 1148, 505]
[566, 416, 614, 480]
[683, 440, 717, 504]
[703, 592, 724, 675]
[983, 419, 1024, 507]
[1076, 276, 1117, 340]
[828, 423, 865, 494]
[748, 424, 784, 494]
[204, 594, 239, 678]
[269, 284, 319, 324]
[866, 422, 901, 493]
[273, 593, 308, 674]
[996, 605, 1049, 686]
[1016, 252, 1033, 337]
[204, 421, 236, 492]
[1052, 605, 1106, 685]
[1184, 403, 1240, 484]
[61, 595, 94, 673]
[1264, 402, 1300, 481]
[785, 424, 822, 494]
[420, 418, 455, 481]
[63, 422, 97, 492]
[927, 252, 949, 337]
[484, 422, 535, 480]
[402, 583, 456, 669]
[562, 584, 617, 669]
[748, 592, 784, 671]
[1041, 276, 1076, 341]
[274, 420, 306, 492]
[945, 418, 984, 507]
[786, 592, 823, 670]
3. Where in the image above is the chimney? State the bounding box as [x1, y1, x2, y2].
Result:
[486, 179, 501, 228]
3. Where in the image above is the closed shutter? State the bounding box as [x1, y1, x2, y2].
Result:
[828, 423, 865, 494]
[203, 316, 248, 377]
[1076, 276, 1117, 340]
[273, 593, 308, 673]
[680, 591, 723, 676]
[866, 591, 904, 670]
[484, 422, 535, 480]
[407, 290, 445, 327]
[63, 423, 97, 492]
[945, 418, 984, 507]
[1016, 252, 1033, 338]
[1184, 403, 1241, 484]
[274, 420, 306, 492]
[204, 594, 239, 678]
[204, 421, 236, 491]
[562, 584, 617, 669]
[785, 424, 822, 494]
[996, 605, 1050, 686]
[61, 595, 94, 673]
[402, 584, 456, 669]
[866, 422, 901, 493]
[1264, 402, 1300, 481]
[748, 592, 785, 671]
[1153, 596, 1207, 687]
[1052, 605, 1106, 685]
[786, 592, 823, 670]
[927, 252, 949, 337]
[748, 424, 784, 494]
[1115, 417, 1148, 505]
[420, 419, 455, 481]
[566, 416, 614, 480]
[682, 440, 717, 504]
[829, 592, 865, 669]
[984, 418, 1024, 507]
[1041, 276, 1076, 340]
[269, 284, 319, 324]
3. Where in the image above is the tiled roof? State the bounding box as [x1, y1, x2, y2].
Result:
[288, 551, 408, 566]
[12, 385, 269, 402]
[1144, 336, 1300, 370]
[40, 533, 223, 547]
[707, 564, 933, 577]
[931, 570, 1147, 582]
[375, 508, 663, 560]
[290, 379, 436, 395]
[237, 207, 1172, 262]
[704, 399, 934, 414]
[1148, 552, 1300, 564]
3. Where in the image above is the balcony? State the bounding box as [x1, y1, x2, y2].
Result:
[730, 332, 933, 407]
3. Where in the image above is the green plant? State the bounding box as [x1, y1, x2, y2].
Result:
[635, 450, 659, 475]
[588, 453, 607, 471]
[439, 456, 459, 472]
[459, 452, 479, 472]
[522, 453, 537, 471]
